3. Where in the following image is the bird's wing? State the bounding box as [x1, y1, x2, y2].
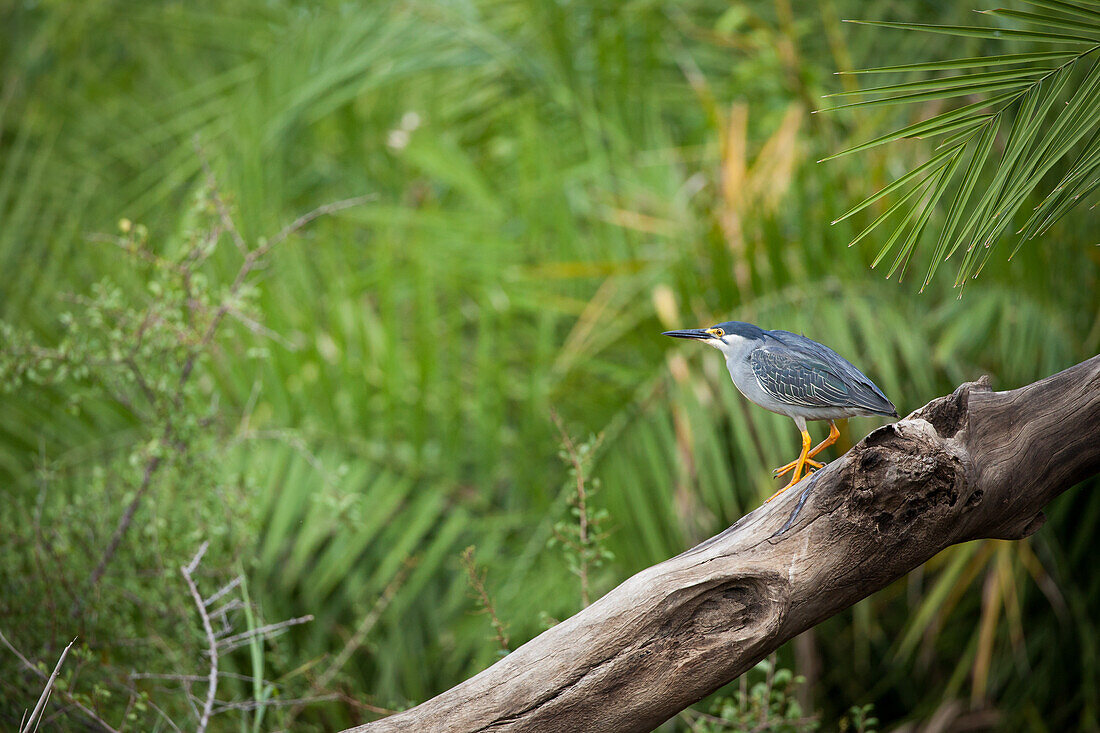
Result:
[749, 346, 854, 409]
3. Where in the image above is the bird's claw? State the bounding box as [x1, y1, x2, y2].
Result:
[771, 458, 825, 478]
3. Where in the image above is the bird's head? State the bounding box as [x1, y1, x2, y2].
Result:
[662, 321, 765, 356]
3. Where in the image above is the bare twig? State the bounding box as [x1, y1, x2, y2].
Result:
[318, 559, 414, 690]
[20, 637, 75, 733]
[280, 559, 414, 728]
[549, 409, 605, 608]
[266, 195, 375, 252]
[84, 440, 166, 592]
[194, 137, 249, 256]
[202, 576, 242, 608]
[212, 694, 341, 713]
[129, 671, 275, 684]
[180, 542, 217, 733]
[0, 629, 121, 733]
[215, 615, 314, 654]
[141, 697, 183, 733]
[336, 693, 402, 717]
[460, 547, 509, 653]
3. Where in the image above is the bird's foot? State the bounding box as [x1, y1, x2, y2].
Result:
[771, 457, 824, 478]
[764, 470, 815, 503]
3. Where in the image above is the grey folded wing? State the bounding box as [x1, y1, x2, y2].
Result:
[749, 345, 893, 414]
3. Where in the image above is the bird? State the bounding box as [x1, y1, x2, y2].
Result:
[663, 321, 898, 503]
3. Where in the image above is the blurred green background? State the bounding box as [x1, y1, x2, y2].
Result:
[2, 0, 1098, 731]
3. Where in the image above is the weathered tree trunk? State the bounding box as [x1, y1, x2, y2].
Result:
[347, 355, 1100, 733]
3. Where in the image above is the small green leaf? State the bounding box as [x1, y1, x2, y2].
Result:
[843, 19, 1100, 45]
[847, 180, 929, 250]
[825, 66, 1048, 98]
[925, 121, 999, 288]
[820, 89, 1024, 161]
[890, 158, 959, 279]
[823, 78, 1041, 111]
[832, 145, 961, 224]
[1021, 0, 1100, 23]
[981, 8, 1100, 36]
[838, 51, 1076, 74]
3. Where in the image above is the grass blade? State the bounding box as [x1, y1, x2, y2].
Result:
[824, 78, 1044, 111]
[838, 51, 1077, 74]
[825, 67, 1049, 98]
[832, 145, 962, 224]
[981, 8, 1100, 36]
[844, 19, 1100, 45]
[820, 90, 1024, 161]
[1022, 0, 1100, 22]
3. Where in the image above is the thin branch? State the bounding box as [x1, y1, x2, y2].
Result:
[551, 410, 591, 606]
[0, 629, 122, 733]
[84, 444, 165, 593]
[212, 694, 341, 714]
[129, 671, 275, 684]
[215, 615, 314, 654]
[460, 547, 510, 653]
[141, 697, 183, 733]
[202, 576, 242, 608]
[266, 195, 376, 253]
[318, 559, 414, 689]
[193, 136, 248, 256]
[279, 560, 414, 729]
[180, 542, 217, 733]
[20, 637, 75, 733]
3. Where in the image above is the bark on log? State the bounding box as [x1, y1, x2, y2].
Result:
[347, 355, 1100, 733]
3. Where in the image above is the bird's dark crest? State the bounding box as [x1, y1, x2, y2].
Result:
[711, 321, 766, 340]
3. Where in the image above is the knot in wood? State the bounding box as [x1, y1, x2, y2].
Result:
[842, 426, 963, 537]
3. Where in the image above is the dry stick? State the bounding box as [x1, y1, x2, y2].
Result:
[215, 615, 314, 654]
[85, 444, 165, 591]
[280, 560, 415, 729]
[318, 559, 415, 690]
[0, 629, 121, 733]
[180, 542, 217, 733]
[550, 409, 601, 608]
[460, 547, 510, 653]
[202, 576, 242, 608]
[84, 192, 372, 590]
[194, 138, 248, 257]
[20, 637, 75, 733]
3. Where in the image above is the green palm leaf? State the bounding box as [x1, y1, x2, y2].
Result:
[829, 3, 1100, 287]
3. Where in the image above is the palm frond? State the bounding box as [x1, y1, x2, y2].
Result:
[829, 4, 1100, 288]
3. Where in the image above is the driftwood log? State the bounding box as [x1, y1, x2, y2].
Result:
[348, 355, 1100, 733]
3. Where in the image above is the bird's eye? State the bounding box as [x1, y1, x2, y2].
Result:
[708, 328, 725, 338]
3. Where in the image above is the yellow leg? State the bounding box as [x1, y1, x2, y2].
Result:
[771, 456, 824, 478]
[765, 427, 812, 503]
[771, 421, 840, 478]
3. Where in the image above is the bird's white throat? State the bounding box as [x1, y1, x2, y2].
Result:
[708, 333, 756, 360]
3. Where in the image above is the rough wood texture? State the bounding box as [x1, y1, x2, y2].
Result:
[348, 355, 1100, 733]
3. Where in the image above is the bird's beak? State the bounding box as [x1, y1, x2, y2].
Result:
[662, 329, 713, 340]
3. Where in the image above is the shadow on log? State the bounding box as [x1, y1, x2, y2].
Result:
[346, 355, 1100, 733]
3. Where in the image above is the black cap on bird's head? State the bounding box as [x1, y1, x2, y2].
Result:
[662, 321, 765, 342]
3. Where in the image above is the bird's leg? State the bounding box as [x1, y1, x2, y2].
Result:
[771, 421, 839, 477]
[771, 456, 824, 478]
[765, 428, 812, 503]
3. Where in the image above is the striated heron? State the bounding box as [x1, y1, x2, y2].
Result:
[664, 321, 898, 502]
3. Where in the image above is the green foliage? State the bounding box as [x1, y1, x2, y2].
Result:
[685, 657, 818, 732]
[828, 1, 1100, 288]
[549, 417, 614, 608]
